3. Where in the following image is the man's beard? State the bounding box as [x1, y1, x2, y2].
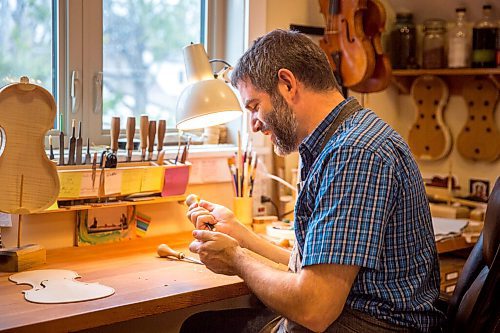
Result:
[262, 93, 299, 156]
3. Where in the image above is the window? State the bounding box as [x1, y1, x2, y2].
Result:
[0, 0, 253, 149]
[0, 0, 56, 102]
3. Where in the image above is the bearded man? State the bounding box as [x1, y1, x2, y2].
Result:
[181, 29, 444, 333]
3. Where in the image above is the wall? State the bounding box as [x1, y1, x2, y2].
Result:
[265, 0, 500, 194]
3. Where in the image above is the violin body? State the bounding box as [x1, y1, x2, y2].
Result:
[319, 0, 375, 88]
[408, 75, 452, 160]
[351, 0, 391, 93]
[0, 77, 60, 214]
[457, 78, 499, 161]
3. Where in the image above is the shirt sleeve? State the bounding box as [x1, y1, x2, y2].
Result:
[301, 146, 397, 270]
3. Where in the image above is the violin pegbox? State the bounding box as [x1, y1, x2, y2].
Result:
[457, 77, 499, 162]
[408, 75, 452, 160]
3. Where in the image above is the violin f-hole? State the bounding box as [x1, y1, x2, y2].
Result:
[0, 126, 5, 157]
[341, 18, 355, 43]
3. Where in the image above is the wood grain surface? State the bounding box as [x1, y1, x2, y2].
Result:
[0, 232, 249, 333]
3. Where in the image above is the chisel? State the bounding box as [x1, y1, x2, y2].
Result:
[110, 116, 120, 155]
[68, 119, 76, 165]
[59, 131, 65, 165]
[75, 121, 83, 164]
[148, 120, 156, 161]
[84, 138, 91, 165]
[157, 120, 166, 160]
[126, 116, 136, 162]
[49, 135, 54, 160]
[157, 243, 203, 265]
[140, 115, 149, 161]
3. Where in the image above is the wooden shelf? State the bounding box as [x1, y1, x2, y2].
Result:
[391, 68, 500, 94]
[35, 195, 187, 214]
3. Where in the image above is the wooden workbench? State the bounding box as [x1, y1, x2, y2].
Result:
[0, 232, 250, 333]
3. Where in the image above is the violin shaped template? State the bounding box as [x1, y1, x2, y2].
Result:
[408, 75, 452, 160]
[9, 269, 114, 304]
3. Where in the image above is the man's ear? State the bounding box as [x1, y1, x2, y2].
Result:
[277, 69, 297, 101]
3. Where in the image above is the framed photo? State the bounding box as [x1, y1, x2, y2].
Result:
[469, 179, 490, 202]
[76, 206, 136, 246]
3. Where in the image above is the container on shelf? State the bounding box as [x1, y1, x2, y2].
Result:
[423, 19, 447, 69]
[390, 12, 418, 69]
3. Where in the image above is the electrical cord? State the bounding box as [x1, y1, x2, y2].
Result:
[261, 195, 292, 220]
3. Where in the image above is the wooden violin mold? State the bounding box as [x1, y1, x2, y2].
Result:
[408, 75, 452, 160]
[457, 77, 499, 162]
[0, 77, 60, 214]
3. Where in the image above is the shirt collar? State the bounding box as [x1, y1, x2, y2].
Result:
[299, 96, 354, 168]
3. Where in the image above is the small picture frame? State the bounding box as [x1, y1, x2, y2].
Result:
[469, 179, 490, 202]
[76, 206, 136, 246]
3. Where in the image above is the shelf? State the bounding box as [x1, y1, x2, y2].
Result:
[35, 195, 187, 214]
[391, 68, 500, 94]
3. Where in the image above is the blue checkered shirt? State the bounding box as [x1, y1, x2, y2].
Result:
[292, 97, 444, 332]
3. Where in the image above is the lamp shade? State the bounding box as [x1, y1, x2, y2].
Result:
[176, 44, 242, 131]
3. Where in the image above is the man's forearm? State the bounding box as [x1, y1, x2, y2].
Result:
[241, 231, 291, 265]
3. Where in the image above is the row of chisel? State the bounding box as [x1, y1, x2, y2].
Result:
[50, 116, 189, 166]
[49, 119, 91, 166]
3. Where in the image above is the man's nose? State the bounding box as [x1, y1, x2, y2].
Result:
[251, 117, 262, 133]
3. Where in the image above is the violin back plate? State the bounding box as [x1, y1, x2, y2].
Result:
[0, 79, 60, 214]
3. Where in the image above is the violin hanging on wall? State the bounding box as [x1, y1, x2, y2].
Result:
[350, 0, 392, 93]
[318, 0, 375, 89]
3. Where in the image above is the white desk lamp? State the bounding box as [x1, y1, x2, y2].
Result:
[176, 44, 243, 131]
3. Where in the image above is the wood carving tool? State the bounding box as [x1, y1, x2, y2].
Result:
[98, 153, 107, 199]
[68, 119, 76, 165]
[180, 137, 191, 164]
[126, 116, 135, 162]
[91, 152, 97, 189]
[185, 194, 215, 231]
[157, 243, 203, 265]
[157, 120, 166, 159]
[59, 131, 65, 165]
[75, 121, 83, 164]
[110, 116, 120, 155]
[48, 135, 54, 160]
[147, 120, 156, 161]
[139, 115, 149, 161]
[84, 138, 91, 165]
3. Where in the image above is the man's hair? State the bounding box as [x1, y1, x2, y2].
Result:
[231, 29, 340, 95]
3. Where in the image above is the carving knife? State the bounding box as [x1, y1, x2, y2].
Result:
[68, 119, 76, 165]
[59, 131, 65, 165]
[126, 116, 136, 162]
[157, 120, 166, 159]
[110, 116, 120, 155]
[75, 121, 83, 164]
[139, 115, 149, 161]
[147, 120, 156, 161]
[84, 138, 91, 165]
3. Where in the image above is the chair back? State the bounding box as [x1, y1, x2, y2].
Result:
[447, 177, 500, 333]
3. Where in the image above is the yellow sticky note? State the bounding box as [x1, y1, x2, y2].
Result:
[58, 172, 83, 198]
[141, 167, 164, 192]
[121, 168, 143, 195]
[45, 200, 59, 211]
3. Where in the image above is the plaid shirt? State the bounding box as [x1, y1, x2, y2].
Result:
[293, 97, 444, 332]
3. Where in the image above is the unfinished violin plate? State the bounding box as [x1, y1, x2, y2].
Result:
[9, 269, 114, 304]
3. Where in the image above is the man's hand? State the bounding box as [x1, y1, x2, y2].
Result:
[189, 230, 242, 275]
[186, 200, 253, 247]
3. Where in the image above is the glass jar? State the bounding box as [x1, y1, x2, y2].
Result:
[390, 13, 418, 69]
[423, 19, 447, 69]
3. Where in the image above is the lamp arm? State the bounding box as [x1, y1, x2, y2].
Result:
[209, 59, 232, 67]
[257, 170, 298, 193]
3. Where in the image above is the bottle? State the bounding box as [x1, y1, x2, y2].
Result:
[423, 19, 447, 69]
[390, 13, 418, 69]
[472, 4, 497, 68]
[448, 8, 470, 68]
